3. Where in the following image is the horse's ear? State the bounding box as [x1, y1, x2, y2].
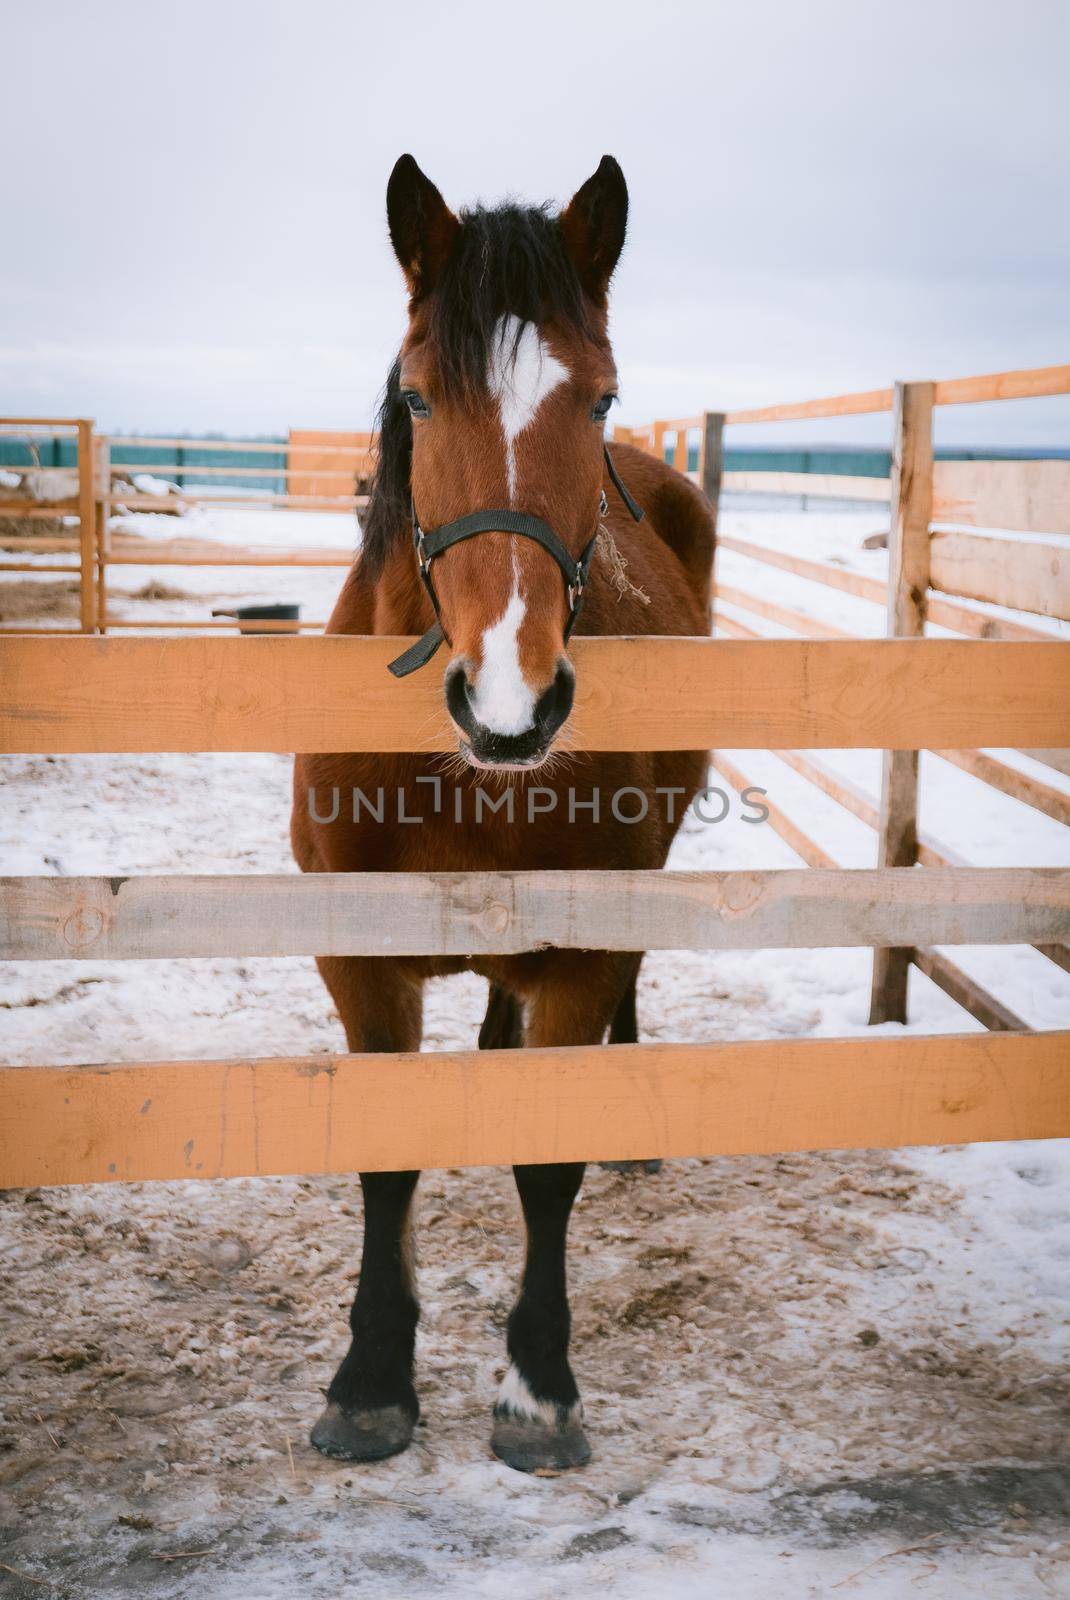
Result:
[386, 154, 459, 297]
[560, 156, 628, 301]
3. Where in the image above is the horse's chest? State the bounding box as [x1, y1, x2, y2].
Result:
[323, 762, 673, 872]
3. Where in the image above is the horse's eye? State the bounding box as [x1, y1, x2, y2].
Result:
[402, 389, 431, 419]
[591, 392, 617, 422]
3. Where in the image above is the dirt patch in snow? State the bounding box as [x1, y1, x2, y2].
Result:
[128, 582, 204, 603]
[0, 579, 82, 623]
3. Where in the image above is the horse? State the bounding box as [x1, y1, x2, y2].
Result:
[291, 154, 716, 1474]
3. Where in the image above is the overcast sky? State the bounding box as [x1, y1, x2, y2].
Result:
[3, 0, 1068, 446]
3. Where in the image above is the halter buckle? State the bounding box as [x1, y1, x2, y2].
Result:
[568, 560, 586, 613]
[599, 488, 608, 518]
[414, 526, 429, 574]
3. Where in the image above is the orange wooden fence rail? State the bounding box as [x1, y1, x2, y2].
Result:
[2, 637, 1067, 754]
[2, 1033, 1068, 1189]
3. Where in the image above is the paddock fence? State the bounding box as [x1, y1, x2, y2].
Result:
[1, 361, 1068, 1189]
[0, 424, 372, 636]
[619, 363, 1070, 1031]
[0, 630, 1068, 1188]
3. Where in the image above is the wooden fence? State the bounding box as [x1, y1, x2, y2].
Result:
[1, 363, 1068, 1188]
[0, 424, 369, 636]
[0, 417, 97, 634]
[0, 632, 1068, 1188]
[619, 363, 1070, 1030]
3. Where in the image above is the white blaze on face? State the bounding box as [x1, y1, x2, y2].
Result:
[469, 554, 535, 735]
[487, 314, 568, 503]
[469, 317, 569, 736]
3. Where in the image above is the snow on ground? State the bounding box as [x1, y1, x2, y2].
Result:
[1, 503, 1067, 1597]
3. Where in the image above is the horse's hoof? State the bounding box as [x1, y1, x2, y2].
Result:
[491, 1410, 591, 1474]
[599, 1159, 663, 1174]
[310, 1401, 415, 1462]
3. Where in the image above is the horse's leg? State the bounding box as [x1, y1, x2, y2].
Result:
[479, 982, 524, 1050]
[603, 970, 662, 1175]
[310, 956, 423, 1463]
[491, 955, 638, 1473]
[607, 973, 637, 1045]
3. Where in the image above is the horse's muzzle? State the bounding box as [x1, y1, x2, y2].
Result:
[445, 658, 575, 770]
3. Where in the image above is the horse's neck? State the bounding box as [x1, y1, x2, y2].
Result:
[328, 540, 433, 638]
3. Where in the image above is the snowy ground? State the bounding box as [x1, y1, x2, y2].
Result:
[1, 502, 1068, 1597]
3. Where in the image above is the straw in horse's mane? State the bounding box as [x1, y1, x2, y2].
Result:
[360, 202, 599, 580]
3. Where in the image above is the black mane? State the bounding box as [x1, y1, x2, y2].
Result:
[359, 356, 412, 580]
[359, 203, 594, 578]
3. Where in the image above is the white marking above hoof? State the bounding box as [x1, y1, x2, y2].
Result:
[496, 1363, 577, 1428]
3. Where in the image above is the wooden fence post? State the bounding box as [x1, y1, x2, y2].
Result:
[95, 434, 111, 634]
[76, 419, 96, 634]
[699, 411, 726, 508]
[701, 411, 726, 621]
[869, 380, 934, 1024]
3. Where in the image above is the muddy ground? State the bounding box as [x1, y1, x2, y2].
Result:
[1, 1145, 1067, 1598]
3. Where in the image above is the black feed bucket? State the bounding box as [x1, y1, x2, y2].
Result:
[212, 603, 301, 635]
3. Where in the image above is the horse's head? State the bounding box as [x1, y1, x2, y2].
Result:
[375, 155, 628, 771]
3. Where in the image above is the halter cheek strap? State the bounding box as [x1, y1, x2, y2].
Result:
[386, 444, 643, 678]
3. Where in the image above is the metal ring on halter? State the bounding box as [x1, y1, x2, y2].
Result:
[568, 560, 587, 612]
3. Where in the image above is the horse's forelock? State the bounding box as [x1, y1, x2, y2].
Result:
[426, 203, 594, 399]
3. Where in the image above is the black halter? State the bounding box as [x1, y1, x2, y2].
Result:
[386, 444, 644, 677]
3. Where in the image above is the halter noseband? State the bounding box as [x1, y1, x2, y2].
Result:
[386, 444, 644, 678]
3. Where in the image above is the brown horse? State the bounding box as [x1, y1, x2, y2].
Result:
[291, 154, 715, 1473]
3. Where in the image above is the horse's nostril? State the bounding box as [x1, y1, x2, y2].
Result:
[444, 659, 478, 740]
[534, 660, 575, 741]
